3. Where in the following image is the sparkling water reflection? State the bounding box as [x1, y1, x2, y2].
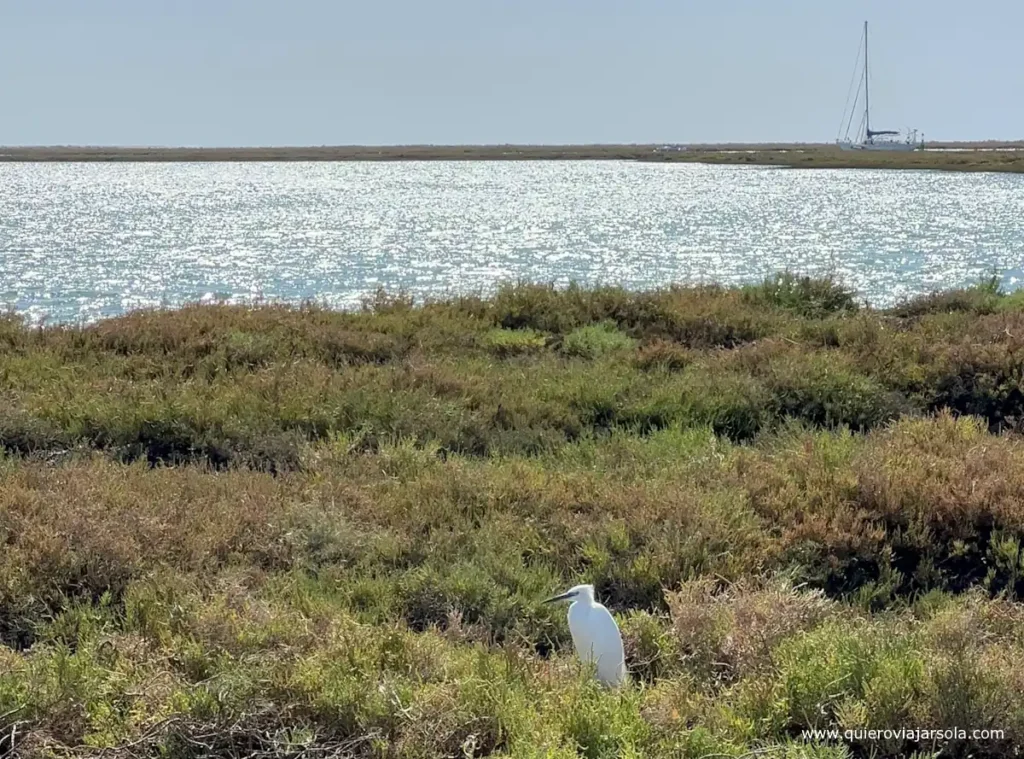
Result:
[1, 161, 1022, 323]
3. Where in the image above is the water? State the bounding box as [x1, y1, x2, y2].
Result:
[1, 161, 1022, 324]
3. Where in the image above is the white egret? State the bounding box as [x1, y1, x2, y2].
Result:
[544, 583, 626, 687]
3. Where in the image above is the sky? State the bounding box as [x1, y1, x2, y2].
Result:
[1, 0, 1021, 146]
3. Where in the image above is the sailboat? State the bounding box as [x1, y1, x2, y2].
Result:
[837, 22, 924, 151]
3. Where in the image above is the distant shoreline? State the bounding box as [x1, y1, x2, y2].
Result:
[2, 142, 1024, 172]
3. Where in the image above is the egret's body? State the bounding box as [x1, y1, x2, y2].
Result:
[544, 584, 626, 687]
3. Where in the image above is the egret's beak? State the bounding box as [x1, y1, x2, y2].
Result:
[543, 591, 577, 604]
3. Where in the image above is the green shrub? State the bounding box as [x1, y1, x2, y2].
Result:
[890, 274, 1004, 317]
[481, 327, 548, 358]
[742, 272, 859, 318]
[561, 323, 636, 359]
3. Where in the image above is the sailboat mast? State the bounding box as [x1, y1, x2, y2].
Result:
[863, 21, 870, 140]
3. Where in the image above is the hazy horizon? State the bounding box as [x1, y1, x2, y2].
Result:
[2, 0, 1022, 146]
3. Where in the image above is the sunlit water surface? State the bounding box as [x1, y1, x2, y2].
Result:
[1, 161, 1022, 323]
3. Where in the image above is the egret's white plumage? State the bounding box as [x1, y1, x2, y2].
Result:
[544, 583, 626, 687]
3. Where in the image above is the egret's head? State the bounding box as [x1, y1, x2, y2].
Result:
[543, 583, 594, 604]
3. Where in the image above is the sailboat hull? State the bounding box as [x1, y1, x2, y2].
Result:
[838, 140, 923, 152]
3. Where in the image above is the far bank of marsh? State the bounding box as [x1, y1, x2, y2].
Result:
[4, 143, 1024, 174]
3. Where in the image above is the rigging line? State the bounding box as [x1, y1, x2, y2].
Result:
[843, 74, 864, 142]
[853, 111, 867, 144]
[837, 30, 864, 140]
[867, 63, 877, 131]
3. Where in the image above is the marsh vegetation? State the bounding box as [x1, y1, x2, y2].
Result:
[3, 274, 1024, 756]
